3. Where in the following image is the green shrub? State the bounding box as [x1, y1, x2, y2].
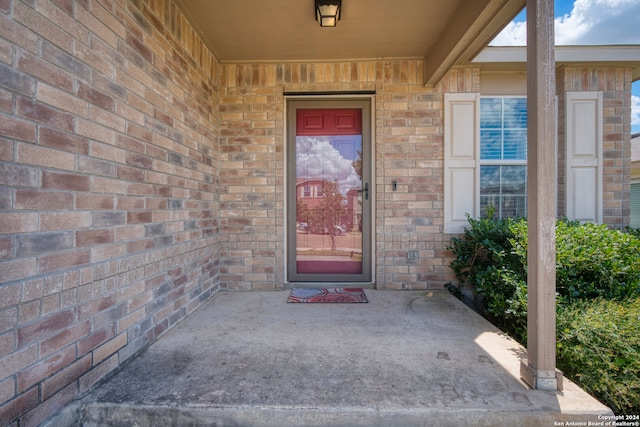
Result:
[557, 298, 640, 414]
[447, 215, 640, 414]
[448, 215, 640, 342]
[448, 213, 528, 340]
[555, 221, 640, 302]
[627, 226, 640, 239]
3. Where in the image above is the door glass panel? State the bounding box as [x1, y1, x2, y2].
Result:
[295, 113, 363, 275]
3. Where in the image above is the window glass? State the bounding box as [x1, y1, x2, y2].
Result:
[504, 130, 527, 160]
[480, 130, 502, 160]
[631, 182, 640, 228]
[480, 98, 527, 161]
[503, 98, 527, 128]
[480, 98, 502, 128]
[480, 97, 528, 218]
[480, 165, 527, 218]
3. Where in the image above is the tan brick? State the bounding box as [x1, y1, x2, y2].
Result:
[126, 238, 154, 253]
[0, 283, 21, 309]
[16, 143, 75, 170]
[75, 194, 115, 210]
[15, 190, 73, 210]
[0, 13, 38, 53]
[77, 81, 115, 112]
[14, 1, 73, 53]
[40, 321, 91, 357]
[0, 375, 14, 406]
[42, 171, 90, 191]
[39, 127, 88, 155]
[78, 326, 115, 355]
[117, 164, 145, 181]
[126, 211, 152, 224]
[0, 213, 38, 234]
[0, 332, 16, 358]
[18, 300, 40, 324]
[0, 236, 11, 260]
[90, 106, 126, 133]
[92, 177, 126, 194]
[117, 195, 146, 209]
[0, 116, 36, 143]
[114, 225, 145, 242]
[76, 229, 114, 247]
[116, 307, 145, 332]
[40, 354, 91, 400]
[16, 309, 74, 348]
[75, 42, 114, 78]
[76, 118, 116, 145]
[0, 164, 35, 189]
[91, 242, 127, 262]
[0, 385, 38, 426]
[0, 138, 12, 161]
[37, 83, 88, 117]
[17, 97, 74, 131]
[16, 345, 75, 393]
[77, 3, 123, 44]
[0, 345, 38, 378]
[40, 212, 92, 231]
[93, 332, 127, 364]
[20, 381, 78, 427]
[20, 279, 43, 303]
[17, 50, 74, 92]
[39, 249, 90, 274]
[90, 141, 125, 163]
[79, 353, 118, 393]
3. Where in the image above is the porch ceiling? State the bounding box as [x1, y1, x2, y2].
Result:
[174, 0, 525, 86]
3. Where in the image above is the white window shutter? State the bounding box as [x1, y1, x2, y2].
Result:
[444, 93, 480, 233]
[565, 91, 603, 223]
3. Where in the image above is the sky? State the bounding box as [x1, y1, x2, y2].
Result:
[490, 0, 640, 135]
[297, 137, 361, 195]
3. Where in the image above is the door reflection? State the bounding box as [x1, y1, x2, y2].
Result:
[295, 135, 363, 275]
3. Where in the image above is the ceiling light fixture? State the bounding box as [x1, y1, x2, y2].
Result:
[315, 0, 341, 27]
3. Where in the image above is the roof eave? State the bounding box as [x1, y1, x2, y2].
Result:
[424, 0, 526, 87]
[472, 45, 640, 81]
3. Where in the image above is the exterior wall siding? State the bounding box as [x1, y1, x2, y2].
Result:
[0, 0, 635, 425]
[557, 67, 633, 226]
[0, 0, 220, 425]
[218, 63, 478, 291]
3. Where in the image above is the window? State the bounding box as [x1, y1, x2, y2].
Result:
[444, 91, 602, 234]
[480, 97, 527, 219]
[303, 186, 311, 197]
[632, 182, 640, 228]
[316, 185, 323, 197]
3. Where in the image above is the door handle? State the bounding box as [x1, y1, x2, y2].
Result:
[358, 183, 369, 200]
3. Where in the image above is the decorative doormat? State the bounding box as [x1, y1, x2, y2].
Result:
[287, 288, 368, 303]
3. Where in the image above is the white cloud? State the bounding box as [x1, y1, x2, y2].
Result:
[296, 137, 361, 195]
[490, 0, 640, 46]
[632, 95, 640, 127]
[490, 21, 526, 46]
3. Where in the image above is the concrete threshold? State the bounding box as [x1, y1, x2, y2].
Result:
[49, 290, 612, 426]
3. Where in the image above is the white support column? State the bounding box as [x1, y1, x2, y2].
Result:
[520, 0, 563, 391]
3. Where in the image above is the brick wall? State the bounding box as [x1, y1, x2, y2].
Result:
[218, 61, 634, 292]
[0, 0, 635, 424]
[0, 0, 219, 425]
[557, 67, 633, 226]
[218, 63, 478, 290]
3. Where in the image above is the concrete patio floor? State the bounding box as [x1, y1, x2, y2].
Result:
[50, 290, 612, 426]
